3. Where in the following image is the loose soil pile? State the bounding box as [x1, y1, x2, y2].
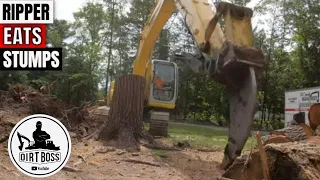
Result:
[1, 83, 65, 117]
[0, 84, 106, 141]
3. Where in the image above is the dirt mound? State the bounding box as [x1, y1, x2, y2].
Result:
[62, 104, 107, 138]
[5, 84, 65, 117]
[0, 84, 105, 140]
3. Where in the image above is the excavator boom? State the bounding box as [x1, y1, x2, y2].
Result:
[129, 0, 267, 169]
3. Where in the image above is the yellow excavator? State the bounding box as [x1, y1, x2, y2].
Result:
[108, 0, 266, 169]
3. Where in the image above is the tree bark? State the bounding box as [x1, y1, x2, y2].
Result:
[105, 0, 115, 96]
[98, 74, 146, 149]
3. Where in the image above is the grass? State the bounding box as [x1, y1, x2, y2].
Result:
[145, 122, 257, 151]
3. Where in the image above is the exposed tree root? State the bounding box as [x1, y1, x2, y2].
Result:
[142, 142, 182, 151]
[122, 159, 161, 167]
[62, 165, 82, 172]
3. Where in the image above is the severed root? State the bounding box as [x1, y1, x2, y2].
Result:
[197, 147, 221, 152]
[73, 155, 88, 167]
[215, 177, 235, 180]
[62, 165, 82, 172]
[122, 159, 161, 167]
[256, 132, 270, 180]
[142, 142, 181, 151]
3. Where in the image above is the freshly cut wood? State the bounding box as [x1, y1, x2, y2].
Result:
[263, 135, 293, 145]
[256, 132, 270, 180]
[308, 103, 320, 130]
[222, 142, 320, 180]
[97, 74, 146, 148]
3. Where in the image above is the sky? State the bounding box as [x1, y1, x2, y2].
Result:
[54, 0, 87, 21]
[54, 0, 262, 21]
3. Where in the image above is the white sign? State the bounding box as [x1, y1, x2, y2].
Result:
[285, 87, 320, 127]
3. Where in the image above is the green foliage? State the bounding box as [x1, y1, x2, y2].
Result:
[163, 122, 256, 150]
[0, 0, 318, 130]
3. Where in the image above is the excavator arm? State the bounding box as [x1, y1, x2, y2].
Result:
[132, 0, 226, 76]
[126, 0, 267, 169]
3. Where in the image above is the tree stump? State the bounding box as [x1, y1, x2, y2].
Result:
[223, 142, 320, 180]
[98, 74, 146, 149]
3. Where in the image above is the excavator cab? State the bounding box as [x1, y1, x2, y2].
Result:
[107, 60, 178, 111]
[147, 60, 179, 109]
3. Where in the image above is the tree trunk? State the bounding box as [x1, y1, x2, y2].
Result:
[105, 0, 115, 96]
[98, 74, 146, 149]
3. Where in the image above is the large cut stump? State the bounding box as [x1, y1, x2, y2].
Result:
[98, 74, 146, 148]
[222, 142, 320, 180]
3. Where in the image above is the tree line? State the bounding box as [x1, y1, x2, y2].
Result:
[1, 0, 318, 130]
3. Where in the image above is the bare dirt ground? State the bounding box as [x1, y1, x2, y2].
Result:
[0, 108, 225, 180]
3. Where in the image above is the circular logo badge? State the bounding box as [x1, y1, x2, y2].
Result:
[8, 114, 71, 178]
